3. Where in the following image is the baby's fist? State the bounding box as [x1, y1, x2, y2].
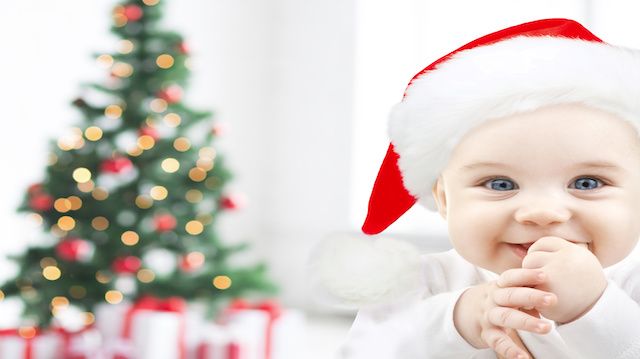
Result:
[521, 236, 607, 323]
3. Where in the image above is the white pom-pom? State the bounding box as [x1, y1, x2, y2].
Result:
[307, 233, 423, 308]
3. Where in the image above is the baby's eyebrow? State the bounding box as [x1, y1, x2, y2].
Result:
[459, 161, 625, 172]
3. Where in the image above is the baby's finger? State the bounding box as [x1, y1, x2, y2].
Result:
[481, 327, 529, 359]
[493, 287, 556, 308]
[487, 307, 551, 334]
[521, 251, 552, 269]
[497, 268, 546, 288]
[527, 236, 569, 253]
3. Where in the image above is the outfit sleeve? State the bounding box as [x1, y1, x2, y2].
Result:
[338, 250, 496, 358]
[556, 279, 640, 358]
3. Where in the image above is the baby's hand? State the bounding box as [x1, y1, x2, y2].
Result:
[454, 268, 556, 359]
[522, 236, 607, 324]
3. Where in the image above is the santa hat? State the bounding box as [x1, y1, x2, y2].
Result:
[311, 18, 640, 307]
[363, 17, 640, 235]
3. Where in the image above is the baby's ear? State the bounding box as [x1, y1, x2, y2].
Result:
[431, 176, 447, 220]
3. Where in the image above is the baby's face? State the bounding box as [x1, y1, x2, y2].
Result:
[432, 103, 640, 274]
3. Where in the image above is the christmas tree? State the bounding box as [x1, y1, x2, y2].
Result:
[1, 0, 276, 327]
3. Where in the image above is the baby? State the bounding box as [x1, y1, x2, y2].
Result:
[328, 19, 640, 358]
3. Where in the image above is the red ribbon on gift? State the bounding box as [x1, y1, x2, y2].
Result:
[52, 324, 95, 359]
[0, 327, 42, 359]
[117, 296, 187, 359]
[196, 341, 241, 359]
[225, 299, 282, 359]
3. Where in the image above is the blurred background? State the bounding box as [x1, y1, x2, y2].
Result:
[1, 0, 640, 358]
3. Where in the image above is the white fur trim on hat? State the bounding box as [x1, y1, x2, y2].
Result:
[388, 35, 640, 211]
[307, 233, 423, 308]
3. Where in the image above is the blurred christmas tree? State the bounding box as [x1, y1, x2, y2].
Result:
[1, 0, 276, 327]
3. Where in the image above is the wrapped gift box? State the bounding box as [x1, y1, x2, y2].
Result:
[0, 328, 63, 359]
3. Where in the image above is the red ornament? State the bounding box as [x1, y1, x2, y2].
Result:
[154, 214, 177, 232]
[212, 122, 229, 137]
[112, 256, 142, 274]
[177, 42, 189, 55]
[27, 183, 44, 195]
[221, 193, 247, 210]
[179, 252, 205, 272]
[139, 126, 160, 140]
[157, 85, 183, 104]
[56, 238, 93, 262]
[123, 5, 143, 21]
[29, 193, 54, 211]
[100, 156, 133, 174]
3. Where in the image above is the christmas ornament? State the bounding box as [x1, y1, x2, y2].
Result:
[220, 193, 247, 211]
[123, 5, 143, 22]
[112, 256, 142, 274]
[29, 193, 54, 212]
[56, 238, 94, 262]
[177, 42, 189, 55]
[100, 156, 133, 174]
[179, 252, 204, 272]
[154, 213, 177, 232]
[157, 85, 183, 104]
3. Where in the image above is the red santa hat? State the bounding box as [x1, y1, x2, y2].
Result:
[363, 17, 640, 235]
[311, 18, 640, 307]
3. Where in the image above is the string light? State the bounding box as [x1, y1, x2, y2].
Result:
[143, 0, 160, 5]
[78, 180, 95, 193]
[127, 146, 144, 157]
[163, 113, 181, 127]
[173, 137, 191, 152]
[95, 271, 111, 284]
[188, 168, 206, 182]
[156, 54, 175, 69]
[196, 158, 214, 172]
[105, 290, 123, 304]
[92, 187, 109, 201]
[185, 189, 203, 203]
[54, 198, 72, 213]
[48, 153, 58, 165]
[51, 296, 70, 309]
[43, 266, 62, 280]
[91, 216, 109, 231]
[68, 196, 82, 210]
[137, 135, 155, 150]
[97, 54, 114, 68]
[70, 285, 87, 299]
[135, 195, 153, 209]
[137, 269, 155, 283]
[40, 257, 57, 268]
[161, 158, 180, 173]
[84, 312, 95, 325]
[121, 231, 140, 246]
[150, 186, 168, 200]
[73, 168, 92, 183]
[112, 62, 134, 78]
[18, 327, 36, 339]
[199, 147, 217, 159]
[213, 275, 232, 290]
[105, 105, 123, 119]
[113, 6, 127, 27]
[85, 126, 103, 141]
[118, 40, 135, 54]
[150, 99, 168, 113]
[0, 290, 4, 301]
[185, 220, 204, 235]
[57, 216, 76, 231]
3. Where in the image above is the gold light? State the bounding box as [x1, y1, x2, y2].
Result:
[95, 271, 111, 284]
[54, 198, 72, 213]
[199, 147, 217, 159]
[127, 146, 144, 157]
[213, 275, 232, 290]
[150, 99, 168, 113]
[92, 188, 109, 201]
[0, 290, 4, 301]
[85, 126, 103, 141]
[156, 54, 175, 69]
[185, 220, 204, 235]
[161, 158, 180, 173]
[73, 168, 92, 183]
[143, 0, 160, 5]
[118, 40, 135, 54]
[57, 216, 76, 231]
[105, 290, 123, 304]
[43, 266, 62, 280]
[84, 312, 95, 326]
[48, 153, 58, 165]
[137, 135, 155, 150]
[78, 180, 95, 193]
[113, 12, 127, 27]
[105, 105, 123, 119]
[173, 137, 191, 152]
[163, 113, 181, 127]
[50, 224, 68, 237]
[112, 62, 134, 78]
[121, 231, 140, 246]
[186, 251, 205, 267]
[97, 54, 114, 68]
[51, 296, 69, 309]
[150, 186, 168, 200]
[196, 158, 214, 172]
[68, 196, 82, 210]
[19, 327, 36, 339]
[137, 269, 155, 283]
[70, 285, 87, 299]
[185, 189, 203, 203]
[91, 216, 109, 231]
[135, 195, 153, 209]
[188, 168, 206, 182]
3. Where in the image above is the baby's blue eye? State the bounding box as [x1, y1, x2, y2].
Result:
[571, 177, 601, 190]
[484, 178, 516, 191]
